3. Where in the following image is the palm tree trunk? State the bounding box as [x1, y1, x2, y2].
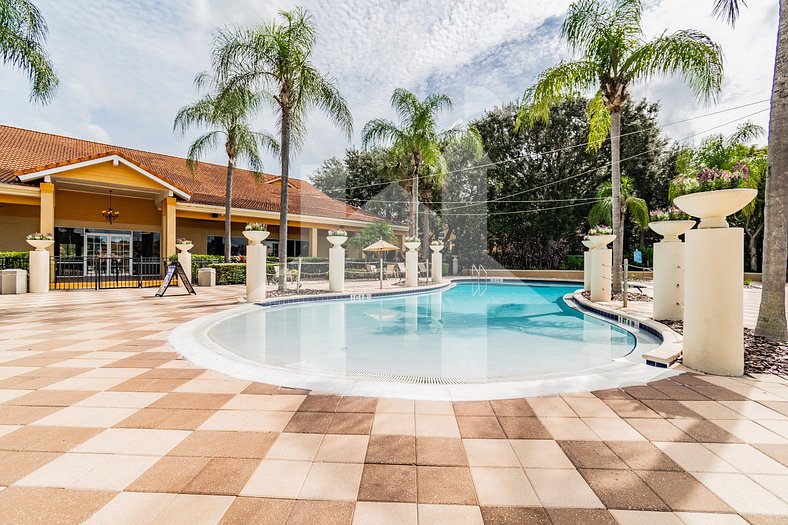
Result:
[610, 110, 623, 294]
[748, 229, 759, 272]
[409, 158, 420, 238]
[756, 0, 788, 340]
[278, 108, 291, 292]
[421, 195, 430, 254]
[224, 159, 235, 263]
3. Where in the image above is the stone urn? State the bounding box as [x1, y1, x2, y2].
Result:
[673, 188, 757, 229]
[429, 243, 444, 253]
[175, 242, 193, 252]
[404, 241, 421, 251]
[327, 235, 348, 247]
[243, 230, 270, 245]
[26, 239, 54, 251]
[584, 234, 616, 250]
[648, 220, 696, 242]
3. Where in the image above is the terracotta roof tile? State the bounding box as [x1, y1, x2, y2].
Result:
[0, 125, 383, 223]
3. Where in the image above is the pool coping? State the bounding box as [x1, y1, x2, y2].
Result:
[169, 280, 680, 401]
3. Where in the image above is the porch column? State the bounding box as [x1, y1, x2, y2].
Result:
[309, 228, 318, 257]
[39, 182, 55, 257]
[161, 197, 177, 259]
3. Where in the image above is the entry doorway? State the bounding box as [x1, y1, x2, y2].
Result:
[85, 231, 132, 275]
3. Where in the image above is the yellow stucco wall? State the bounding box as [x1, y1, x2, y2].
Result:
[53, 161, 168, 191]
[0, 204, 39, 251]
[55, 189, 161, 227]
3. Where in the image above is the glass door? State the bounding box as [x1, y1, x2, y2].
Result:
[110, 234, 131, 275]
[84, 232, 132, 275]
[85, 233, 109, 275]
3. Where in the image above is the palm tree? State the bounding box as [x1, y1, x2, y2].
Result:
[713, 0, 787, 340]
[174, 73, 278, 262]
[213, 7, 352, 291]
[1, 0, 58, 103]
[362, 89, 481, 250]
[517, 0, 723, 294]
[589, 176, 649, 249]
[347, 222, 397, 251]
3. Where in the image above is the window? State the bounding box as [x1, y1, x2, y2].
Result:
[132, 231, 160, 258]
[55, 227, 84, 257]
[207, 236, 247, 256]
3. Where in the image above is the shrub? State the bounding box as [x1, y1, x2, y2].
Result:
[0, 252, 30, 271]
[209, 263, 246, 285]
[442, 262, 449, 275]
[560, 255, 583, 270]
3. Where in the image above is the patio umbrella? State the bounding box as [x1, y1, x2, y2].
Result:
[362, 239, 400, 289]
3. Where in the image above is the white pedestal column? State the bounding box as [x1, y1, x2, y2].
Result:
[430, 246, 443, 284]
[177, 251, 192, 284]
[589, 248, 612, 302]
[29, 250, 49, 293]
[683, 228, 744, 376]
[329, 246, 345, 292]
[246, 244, 266, 302]
[583, 252, 590, 291]
[653, 242, 685, 320]
[405, 250, 418, 287]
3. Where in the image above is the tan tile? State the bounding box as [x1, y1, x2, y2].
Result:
[219, 496, 294, 525]
[241, 459, 311, 498]
[0, 425, 101, 452]
[375, 398, 414, 414]
[416, 437, 468, 466]
[365, 434, 415, 465]
[352, 501, 417, 525]
[604, 399, 660, 418]
[126, 455, 209, 492]
[606, 441, 682, 471]
[417, 504, 484, 525]
[526, 468, 603, 508]
[315, 434, 369, 463]
[546, 508, 618, 525]
[415, 414, 460, 438]
[0, 450, 60, 485]
[625, 417, 694, 442]
[415, 401, 454, 415]
[169, 430, 278, 458]
[528, 396, 576, 417]
[299, 462, 364, 500]
[371, 413, 415, 436]
[452, 401, 494, 416]
[417, 466, 477, 505]
[463, 439, 519, 467]
[479, 506, 551, 524]
[4, 389, 94, 407]
[327, 412, 373, 435]
[148, 493, 235, 525]
[336, 396, 377, 413]
[0, 405, 61, 425]
[637, 470, 733, 513]
[457, 416, 505, 439]
[489, 398, 535, 417]
[559, 441, 628, 469]
[72, 428, 190, 455]
[183, 457, 260, 495]
[83, 492, 176, 525]
[579, 469, 669, 511]
[284, 412, 333, 433]
[266, 432, 324, 461]
[497, 416, 551, 439]
[115, 407, 215, 430]
[470, 467, 539, 506]
[298, 394, 341, 412]
[509, 439, 574, 469]
[358, 464, 417, 503]
[691, 472, 788, 515]
[286, 499, 353, 525]
[149, 392, 235, 410]
[0, 486, 116, 525]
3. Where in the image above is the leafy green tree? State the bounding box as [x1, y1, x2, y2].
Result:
[174, 73, 278, 262]
[214, 7, 353, 290]
[347, 222, 397, 251]
[588, 177, 649, 248]
[362, 89, 481, 251]
[1, 0, 58, 103]
[712, 0, 786, 340]
[517, 0, 723, 292]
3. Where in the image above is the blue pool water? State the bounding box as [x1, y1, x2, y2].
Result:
[208, 282, 641, 381]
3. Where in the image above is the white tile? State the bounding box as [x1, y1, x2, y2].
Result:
[84, 492, 176, 525]
[692, 472, 788, 515]
[72, 428, 191, 456]
[583, 417, 646, 441]
[675, 512, 748, 525]
[509, 439, 574, 469]
[31, 406, 138, 428]
[703, 443, 787, 474]
[240, 459, 311, 498]
[525, 468, 603, 508]
[654, 442, 737, 473]
[353, 502, 417, 525]
[609, 510, 683, 525]
[74, 391, 165, 408]
[148, 494, 234, 525]
[417, 504, 483, 525]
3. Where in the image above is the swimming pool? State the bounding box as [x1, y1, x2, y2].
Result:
[206, 282, 652, 384]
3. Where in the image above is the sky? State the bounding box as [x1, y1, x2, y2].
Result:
[0, 0, 779, 180]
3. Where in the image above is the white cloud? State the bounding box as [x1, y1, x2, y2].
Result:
[0, 0, 777, 180]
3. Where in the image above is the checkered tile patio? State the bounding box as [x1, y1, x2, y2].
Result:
[0, 286, 786, 524]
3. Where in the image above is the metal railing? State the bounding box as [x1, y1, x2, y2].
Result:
[51, 256, 164, 290]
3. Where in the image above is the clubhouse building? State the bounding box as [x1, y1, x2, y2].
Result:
[0, 125, 404, 273]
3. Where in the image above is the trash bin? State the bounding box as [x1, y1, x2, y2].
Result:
[1, 269, 28, 294]
[198, 267, 216, 287]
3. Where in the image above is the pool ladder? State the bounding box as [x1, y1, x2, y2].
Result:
[471, 264, 488, 296]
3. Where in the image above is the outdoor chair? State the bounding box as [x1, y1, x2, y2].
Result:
[418, 262, 429, 282]
[396, 263, 406, 283]
[385, 264, 397, 279]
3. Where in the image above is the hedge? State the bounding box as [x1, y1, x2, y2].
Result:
[0, 251, 29, 271]
[209, 263, 246, 285]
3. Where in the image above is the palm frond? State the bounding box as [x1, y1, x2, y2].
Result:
[185, 131, 223, 173]
[626, 196, 650, 229]
[712, 0, 747, 27]
[622, 29, 724, 102]
[586, 91, 611, 152]
[729, 121, 764, 144]
[361, 118, 401, 149]
[561, 0, 610, 55]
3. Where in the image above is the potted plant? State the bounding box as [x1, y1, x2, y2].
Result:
[175, 237, 193, 252]
[648, 207, 696, 242]
[243, 223, 270, 244]
[583, 225, 616, 250]
[404, 236, 420, 251]
[670, 163, 757, 229]
[327, 228, 348, 246]
[26, 232, 54, 251]
[429, 239, 444, 252]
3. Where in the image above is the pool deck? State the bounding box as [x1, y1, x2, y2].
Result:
[0, 283, 786, 524]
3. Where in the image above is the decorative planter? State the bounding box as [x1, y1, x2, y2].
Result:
[404, 241, 420, 251]
[327, 235, 348, 247]
[584, 234, 616, 250]
[648, 220, 696, 243]
[175, 243, 193, 253]
[243, 230, 270, 245]
[26, 239, 54, 251]
[673, 188, 757, 229]
[581, 240, 594, 249]
[430, 244, 444, 253]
